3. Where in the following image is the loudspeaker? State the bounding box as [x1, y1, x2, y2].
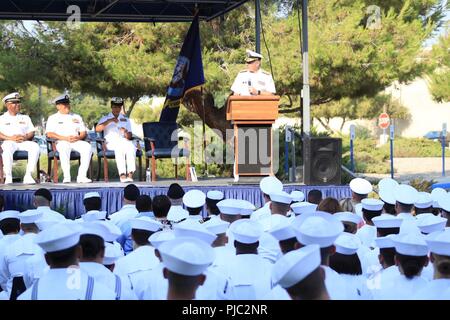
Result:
[303, 136, 342, 185]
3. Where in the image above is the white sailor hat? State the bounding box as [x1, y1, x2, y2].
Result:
[350, 178, 373, 195]
[52, 94, 70, 104]
[81, 221, 121, 242]
[432, 188, 447, 208]
[438, 194, 450, 212]
[415, 192, 433, 209]
[269, 191, 293, 205]
[229, 219, 263, 244]
[173, 220, 217, 245]
[372, 213, 403, 229]
[149, 230, 176, 249]
[35, 223, 80, 253]
[0, 210, 20, 221]
[290, 191, 305, 203]
[425, 229, 450, 256]
[2, 92, 22, 104]
[103, 242, 124, 265]
[259, 176, 283, 195]
[269, 216, 296, 241]
[183, 190, 206, 208]
[82, 210, 107, 222]
[96, 221, 122, 241]
[202, 216, 230, 235]
[334, 233, 361, 255]
[361, 198, 384, 211]
[238, 200, 256, 216]
[245, 49, 263, 62]
[18, 209, 43, 224]
[167, 206, 189, 223]
[271, 244, 321, 289]
[292, 211, 344, 248]
[290, 202, 317, 215]
[216, 199, 241, 215]
[374, 234, 396, 249]
[111, 97, 124, 105]
[379, 188, 396, 205]
[334, 211, 362, 225]
[159, 237, 215, 276]
[392, 231, 428, 256]
[416, 214, 447, 234]
[378, 177, 399, 191]
[83, 192, 101, 200]
[395, 184, 419, 205]
[206, 190, 224, 201]
[130, 216, 163, 232]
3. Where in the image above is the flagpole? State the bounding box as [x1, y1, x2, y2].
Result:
[201, 87, 209, 177]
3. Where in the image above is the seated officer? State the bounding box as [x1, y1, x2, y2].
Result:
[95, 97, 136, 183]
[45, 94, 92, 183]
[0, 92, 40, 184]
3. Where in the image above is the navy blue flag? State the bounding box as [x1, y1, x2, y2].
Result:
[159, 14, 204, 122]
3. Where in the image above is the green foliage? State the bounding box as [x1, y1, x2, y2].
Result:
[130, 99, 163, 125]
[427, 28, 449, 102]
[408, 178, 436, 192]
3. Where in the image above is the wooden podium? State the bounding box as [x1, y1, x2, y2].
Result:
[226, 95, 280, 176]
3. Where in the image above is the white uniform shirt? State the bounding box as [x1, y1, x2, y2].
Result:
[356, 224, 377, 248]
[369, 265, 401, 299]
[46, 112, 87, 136]
[250, 202, 271, 221]
[0, 112, 35, 136]
[109, 204, 139, 230]
[374, 273, 428, 300]
[35, 206, 66, 221]
[322, 266, 349, 300]
[231, 69, 276, 96]
[113, 245, 159, 279]
[339, 274, 373, 300]
[18, 268, 116, 300]
[414, 279, 450, 300]
[98, 113, 132, 144]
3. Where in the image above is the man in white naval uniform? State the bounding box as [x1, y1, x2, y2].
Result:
[0, 92, 39, 184]
[45, 94, 92, 183]
[33, 188, 66, 221]
[96, 97, 136, 183]
[251, 176, 283, 222]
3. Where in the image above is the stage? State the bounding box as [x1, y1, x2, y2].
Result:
[0, 178, 351, 219]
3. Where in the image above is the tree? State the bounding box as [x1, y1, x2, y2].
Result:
[427, 27, 449, 102]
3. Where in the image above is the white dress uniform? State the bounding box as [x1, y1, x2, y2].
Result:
[109, 204, 139, 230]
[45, 111, 92, 182]
[374, 273, 428, 300]
[250, 202, 271, 221]
[0, 111, 39, 182]
[113, 245, 160, 279]
[414, 279, 450, 299]
[368, 265, 400, 299]
[35, 206, 66, 221]
[79, 262, 137, 300]
[231, 69, 276, 96]
[98, 112, 136, 175]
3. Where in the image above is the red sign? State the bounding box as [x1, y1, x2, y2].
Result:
[378, 113, 390, 129]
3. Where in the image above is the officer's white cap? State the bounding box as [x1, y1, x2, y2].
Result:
[18, 209, 43, 224]
[350, 178, 373, 195]
[149, 230, 176, 249]
[372, 213, 403, 229]
[173, 220, 217, 245]
[81, 221, 121, 242]
[130, 216, 162, 232]
[334, 233, 361, 255]
[229, 219, 263, 244]
[0, 210, 20, 221]
[52, 94, 70, 104]
[290, 191, 305, 203]
[82, 210, 107, 222]
[269, 216, 296, 241]
[334, 211, 362, 225]
[167, 206, 189, 223]
[2, 92, 22, 104]
[202, 216, 230, 235]
[290, 202, 317, 215]
[216, 199, 241, 215]
[395, 184, 419, 205]
[83, 192, 101, 200]
[183, 190, 206, 208]
[292, 211, 344, 248]
[378, 178, 399, 192]
[259, 176, 283, 195]
[438, 194, 450, 212]
[416, 214, 447, 234]
[415, 192, 433, 208]
[361, 198, 384, 211]
[392, 231, 428, 256]
[272, 244, 321, 289]
[425, 229, 450, 256]
[374, 234, 396, 249]
[206, 190, 224, 201]
[103, 242, 124, 265]
[269, 191, 293, 205]
[35, 223, 80, 253]
[111, 97, 124, 105]
[431, 188, 447, 208]
[238, 200, 256, 216]
[245, 49, 263, 62]
[159, 237, 215, 276]
[379, 188, 396, 205]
